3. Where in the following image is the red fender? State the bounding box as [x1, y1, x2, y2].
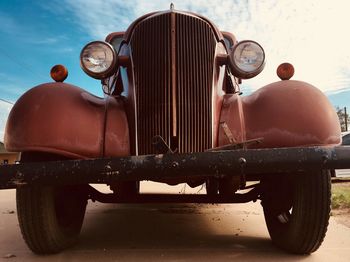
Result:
[4, 83, 130, 158]
[219, 80, 341, 148]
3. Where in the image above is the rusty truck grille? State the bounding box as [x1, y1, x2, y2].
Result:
[130, 12, 216, 154]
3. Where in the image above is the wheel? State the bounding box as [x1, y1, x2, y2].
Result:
[262, 170, 331, 254]
[16, 152, 87, 254]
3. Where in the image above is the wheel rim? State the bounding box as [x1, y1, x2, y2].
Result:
[276, 208, 292, 224]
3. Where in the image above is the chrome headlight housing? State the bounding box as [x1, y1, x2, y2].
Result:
[80, 41, 117, 79]
[228, 40, 265, 79]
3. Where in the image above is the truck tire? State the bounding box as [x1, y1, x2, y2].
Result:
[262, 170, 331, 254]
[16, 152, 87, 254]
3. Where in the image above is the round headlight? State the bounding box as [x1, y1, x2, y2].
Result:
[228, 40, 265, 79]
[80, 41, 117, 79]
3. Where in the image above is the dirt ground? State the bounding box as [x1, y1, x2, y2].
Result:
[2, 183, 350, 261]
[332, 208, 350, 228]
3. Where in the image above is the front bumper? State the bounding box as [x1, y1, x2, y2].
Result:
[1, 146, 350, 190]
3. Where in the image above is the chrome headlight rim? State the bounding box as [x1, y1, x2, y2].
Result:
[228, 40, 265, 79]
[80, 41, 117, 79]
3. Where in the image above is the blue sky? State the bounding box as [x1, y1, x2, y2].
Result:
[0, 0, 349, 109]
[0, 0, 102, 100]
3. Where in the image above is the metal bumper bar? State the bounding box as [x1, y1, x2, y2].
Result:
[1, 146, 350, 189]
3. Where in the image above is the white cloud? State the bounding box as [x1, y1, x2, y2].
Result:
[0, 100, 13, 142]
[27, 36, 67, 45]
[62, 0, 350, 93]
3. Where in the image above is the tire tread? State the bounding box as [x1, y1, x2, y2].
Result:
[263, 170, 331, 254]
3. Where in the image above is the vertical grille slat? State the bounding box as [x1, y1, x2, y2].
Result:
[194, 18, 200, 152]
[167, 15, 172, 144]
[131, 12, 216, 155]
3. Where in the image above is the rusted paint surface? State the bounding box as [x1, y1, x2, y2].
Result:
[171, 11, 177, 137]
[123, 10, 224, 43]
[4, 83, 130, 158]
[2, 9, 343, 191]
[105, 31, 125, 43]
[212, 42, 227, 148]
[242, 80, 341, 148]
[104, 96, 130, 157]
[129, 12, 217, 154]
[218, 93, 246, 146]
[221, 31, 238, 48]
[219, 80, 341, 149]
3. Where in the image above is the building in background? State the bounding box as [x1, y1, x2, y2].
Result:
[0, 99, 16, 164]
[0, 141, 19, 164]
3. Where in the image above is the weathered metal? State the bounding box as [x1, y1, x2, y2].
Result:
[4, 83, 130, 159]
[129, 12, 217, 154]
[1, 146, 349, 190]
[219, 80, 341, 150]
[152, 135, 173, 154]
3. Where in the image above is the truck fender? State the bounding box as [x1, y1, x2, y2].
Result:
[219, 80, 341, 148]
[4, 82, 130, 158]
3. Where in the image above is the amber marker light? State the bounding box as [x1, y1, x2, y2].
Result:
[50, 64, 68, 82]
[277, 63, 294, 80]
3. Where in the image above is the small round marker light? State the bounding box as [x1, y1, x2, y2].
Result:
[50, 64, 68, 82]
[277, 63, 294, 80]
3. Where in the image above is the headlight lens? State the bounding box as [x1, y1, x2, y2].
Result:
[228, 40, 265, 79]
[80, 41, 117, 79]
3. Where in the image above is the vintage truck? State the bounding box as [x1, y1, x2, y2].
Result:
[1, 6, 350, 255]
